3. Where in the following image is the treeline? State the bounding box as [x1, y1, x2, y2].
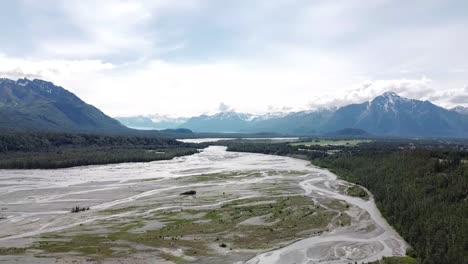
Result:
[0, 131, 192, 152]
[225, 140, 468, 264]
[315, 150, 467, 264]
[0, 131, 200, 169]
[367, 256, 418, 264]
[226, 142, 300, 155]
[0, 147, 198, 169]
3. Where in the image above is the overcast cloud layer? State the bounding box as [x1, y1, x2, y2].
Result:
[0, 0, 467, 117]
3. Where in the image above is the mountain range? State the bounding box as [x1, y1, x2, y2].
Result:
[117, 92, 468, 137]
[1, 78, 467, 137]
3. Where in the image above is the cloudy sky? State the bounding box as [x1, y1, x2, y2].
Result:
[1, 0, 467, 117]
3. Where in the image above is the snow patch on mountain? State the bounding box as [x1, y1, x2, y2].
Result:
[451, 106, 468, 115]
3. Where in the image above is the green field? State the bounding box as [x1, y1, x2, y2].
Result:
[290, 139, 372, 147]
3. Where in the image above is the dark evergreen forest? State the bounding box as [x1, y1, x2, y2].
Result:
[0, 131, 199, 169]
[226, 140, 468, 264]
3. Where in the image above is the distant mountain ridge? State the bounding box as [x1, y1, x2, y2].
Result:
[0, 78, 128, 133]
[115, 115, 188, 130]
[117, 108, 337, 135]
[451, 106, 468, 115]
[323, 92, 468, 137]
[117, 92, 468, 137]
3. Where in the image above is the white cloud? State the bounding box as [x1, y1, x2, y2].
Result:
[1, 53, 466, 117]
[428, 85, 468, 106]
[1, 0, 467, 116]
[14, 0, 200, 58]
[307, 78, 437, 109]
[218, 102, 234, 112]
[0, 54, 114, 84]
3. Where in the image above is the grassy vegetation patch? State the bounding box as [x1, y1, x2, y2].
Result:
[182, 172, 248, 183]
[28, 194, 345, 261]
[346, 185, 369, 200]
[290, 139, 372, 147]
[99, 206, 143, 215]
[152, 195, 336, 250]
[159, 252, 186, 264]
[0, 247, 27, 255]
[336, 212, 352, 227]
[183, 170, 308, 184]
[35, 234, 115, 257]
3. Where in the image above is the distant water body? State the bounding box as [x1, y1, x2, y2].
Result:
[177, 137, 299, 143]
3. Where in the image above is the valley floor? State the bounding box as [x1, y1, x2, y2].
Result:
[0, 146, 407, 263]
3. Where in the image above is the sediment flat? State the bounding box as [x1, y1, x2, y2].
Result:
[0, 146, 407, 263]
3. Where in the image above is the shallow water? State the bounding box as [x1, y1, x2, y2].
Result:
[0, 146, 406, 263]
[177, 137, 299, 143]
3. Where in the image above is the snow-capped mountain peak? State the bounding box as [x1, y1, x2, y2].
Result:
[146, 114, 188, 124]
[254, 111, 289, 120]
[16, 78, 31, 87]
[451, 106, 468, 115]
[370, 91, 412, 113]
[210, 111, 254, 121]
[381, 91, 400, 98]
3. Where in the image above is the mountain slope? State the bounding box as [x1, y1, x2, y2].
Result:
[0, 78, 128, 133]
[325, 92, 468, 137]
[248, 109, 334, 135]
[182, 112, 255, 132]
[451, 106, 468, 115]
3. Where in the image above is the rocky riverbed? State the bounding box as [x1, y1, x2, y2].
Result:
[0, 146, 407, 263]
